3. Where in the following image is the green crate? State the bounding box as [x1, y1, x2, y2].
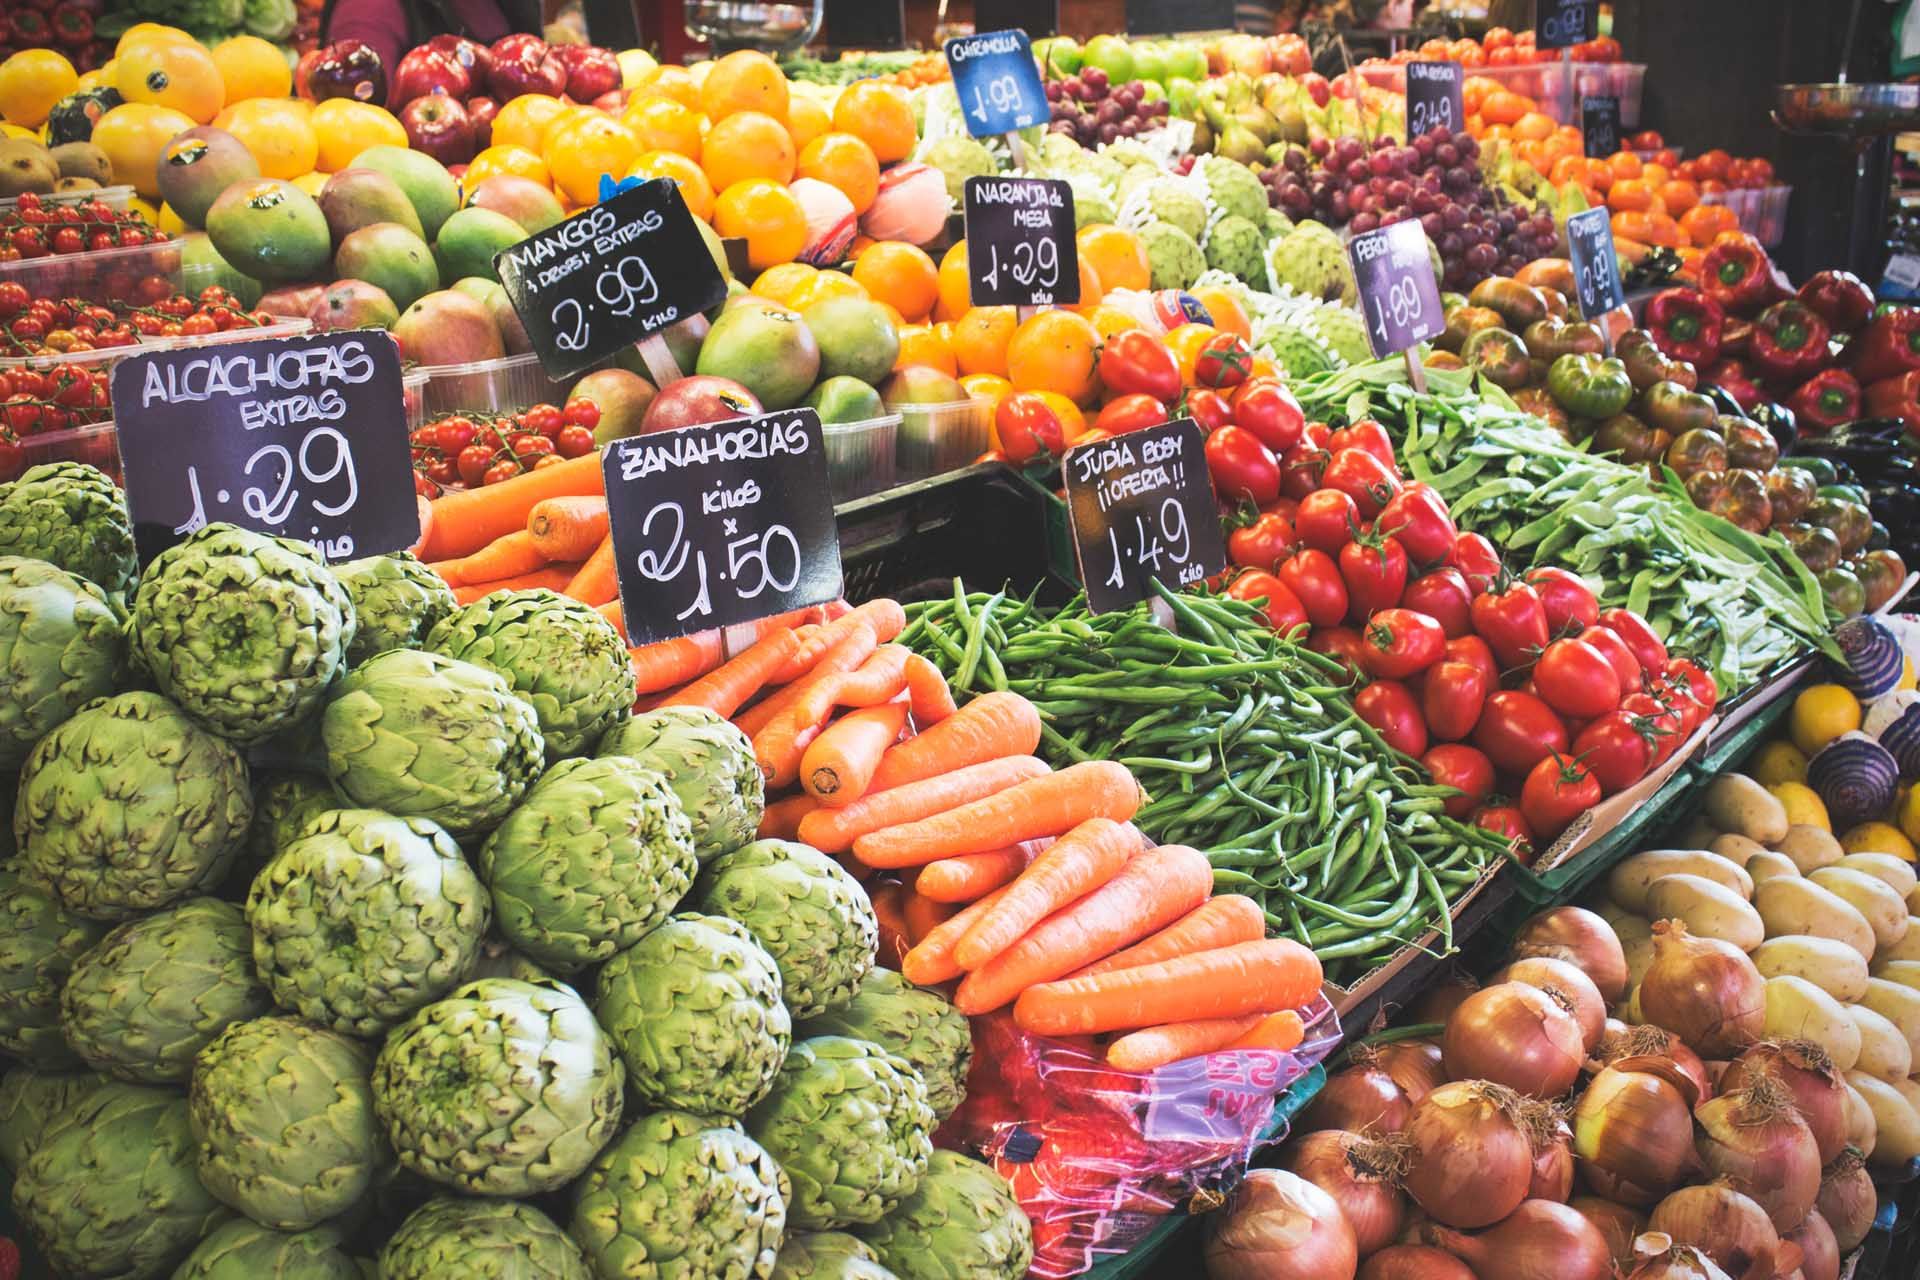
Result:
[1499, 757, 1706, 908]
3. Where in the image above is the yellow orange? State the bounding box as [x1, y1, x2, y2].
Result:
[951, 306, 1018, 378]
[637, 64, 700, 108]
[701, 110, 795, 192]
[1088, 303, 1144, 342]
[626, 150, 715, 221]
[116, 38, 222, 124]
[787, 270, 868, 309]
[311, 98, 407, 172]
[852, 241, 939, 323]
[1077, 224, 1150, 293]
[288, 171, 328, 197]
[465, 144, 550, 189]
[1065, 255, 1104, 314]
[545, 113, 640, 205]
[935, 241, 971, 321]
[699, 49, 789, 122]
[210, 35, 290, 105]
[960, 372, 1013, 408]
[91, 102, 198, 197]
[0, 49, 78, 128]
[750, 262, 819, 305]
[894, 324, 958, 376]
[785, 94, 830, 150]
[540, 105, 597, 152]
[832, 81, 915, 164]
[713, 178, 806, 271]
[491, 94, 570, 152]
[114, 23, 194, 56]
[797, 131, 879, 216]
[1006, 309, 1100, 403]
[622, 95, 703, 159]
[214, 97, 317, 181]
[1033, 391, 1087, 440]
[1193, 286, 1251, 340]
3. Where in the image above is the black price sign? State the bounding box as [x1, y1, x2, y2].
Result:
[1124, 0, 1233, 36]
[945, 30, 1047, 137]
[602, 408, 842, 647]
[1063, 420, 1226, 616]
[1534, 0, 1597, 49]
[495, 178, 727, 382]
[974, 0, 1057, 39]
[1566, 207, 1625, 319]
[111, 330, 417, 567]
[1581, 95, 1621, 159]
[824, 0, 906, 50]
[1348, 220, 1445, 359]
[1406, 61, 1464, 138]
[963, 176, 1079, 307]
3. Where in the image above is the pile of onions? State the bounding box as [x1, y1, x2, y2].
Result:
[1784, 1208, 1838, 1280]
[1525, 1107, 1574, 1202]
[1572, 1055, 1702, 1206]
[1648, 1182, 1783, 1280]
[1424, 1198, 1614, 1280]
[1720, 1041, 1848, 1164]
[1401, 1081, 1535, 1228]
[1636, 921, 1766, 1058]
[1490, 956, 1608, 1053]
[1694, 1078, 1821, 1231]
[1596, 1023, 1714, 1105]
[1285, 1129, 1410, 1256]
[1570, 1197, 1649, 1268]
[1622, 1232, 1735, 1280]
[1815, 1149, 1875, 1250]
[1204, 1168, 1356, 1280]
[1374, 1039, 1447, 1107]
[1358, 1244, 1476, 1280]
[1302, 1051, 1412, 1136]
[1510, 905, 1629, 1003]
[1441, 983, 1585, 1099]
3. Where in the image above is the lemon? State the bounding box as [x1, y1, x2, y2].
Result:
[1899, 785, 1920, 845]
[1750, 739, 1810, 787]
[1842, 821, 1916, 862]
[1769, 781, 1830, 832]
[1789, 684, 1862, 757]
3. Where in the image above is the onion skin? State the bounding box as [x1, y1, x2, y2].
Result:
[1303, 1064, 1413, 1137]
[1694, 1083, 1822, 1232]
[1648, 1183, 1782, 1280]
[1528, 1114, 1574, 1203]
[1573, 1057, 1701, 1206]
[1623, 1235, 1738, 1280]
[1785, 1209, 1838, 1280]
[1594, 1024, 1714, 1104]
[1359, 1244, 1478, 1280]
[1637, 921, 1766, 1058]
[1284, 1129, 1408, 1258]
[1511, 906, 1630, 1003]
[1569, 1196, 1648, 1268]
[1205, 1168, 1357, 1280]
[1721, 1042, 1848, 1165]
[1491, 956, 1608, 1053]
[1402, 1081, 1535, 1228]
[1426, 1198, 1614, 1280]
[1376, 1039, 1447, 1107]
[1442, 983, 1585, 1099]
[1815, 1151, 1875, 1251]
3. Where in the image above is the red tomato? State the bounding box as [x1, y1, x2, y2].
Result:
[1100, 330, 1180, 402]
[1279, 548, 1350, 627]
[1322, 447, 1404, 518]
[1328, 418, 1397, 469]
[1473, 690, 1570, 776]
[1356, 679, 1428, 756]
[1523, 567, 1601, 634]
[1449, 531, 1503, 593]
[1423, 660, 1491, 742]
[1361, 608, 1446, 680]
[1473, 803, 1537, 865]
[1339, 535, 1409, 621]
[1521, 753, 1602, 839]
[1623, 692, 1686, 766]
[1295, 488, 1360, 553]
[1308, 626, 1369, 679]
[1401, 567, 1474, 638]
[1574, 711, 1656, 792]
[1597, 608, 1669, 674]
[1279, 423, 1331, 500]
[1533, 636, 1623, 719]
[1093, 393, 1169, 437]
[1230, 378, 1306, 452]
[993, 392, 1066, 464]
[1444, 634, 1499, 688]
[1377, 484, 1457, 564]
[1421, 743, 1495, 818]
[1581, 625, 1642, 690]
[1185, 388, 1234, 432]
[1226, 569, 1308, 636]
[1665, 658, 1719, 713]
[1470, 580, 1550, 669]
[1227, 510, 1295, 571]
[1195, 331, 1255, 389]
[1204, 425, 1280, 506]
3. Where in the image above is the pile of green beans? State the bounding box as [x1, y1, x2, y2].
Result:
[900, 581, 1508, 986]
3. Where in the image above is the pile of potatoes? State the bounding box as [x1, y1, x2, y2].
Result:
[1593, 771, 1920, 1170]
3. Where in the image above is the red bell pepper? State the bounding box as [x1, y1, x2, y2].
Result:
[1645, 288, 1724, 367]
[1866, 370, 1920, 431]
[1785, 367, 1862, 432]
[1706, 357, 1763, 412]
[1699, 234, 1775, 314]
[1797, 270, 1876, 334]
[1850, 307, 1920, 385]
[1749, 300, 1833, 384]
[49, 3, 91, 46]
[1720, 315, 1753, 357]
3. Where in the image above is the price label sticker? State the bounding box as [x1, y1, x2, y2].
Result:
[1565, 206, 1625, 319]
[945, 30, 1047, 138]
[963, 176, 1079, 307]
[602, 408, 842, 647]
[111, 329, 417, 567]
[1535, 0, 1598, 49]
[1405, 60, 1464, 138]
[1348, 219, 1445, 359]
[1062, 419, 1226, 616]
[1581, 95, 1621, 159]
[495, 178, 728, 382]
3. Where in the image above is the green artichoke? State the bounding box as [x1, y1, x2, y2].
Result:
[16, 690, 253, 920]
[593, 913, 791, 1118]
[0, 1067, 107, 1170]
[246, 808, 489, 1037]
[464, 936, 557, 985]
[743, 1035, 934, 1230]
[171, 1219, 362, 1280]
[477, 755, 696, 973]
[798, 968, 971, 1122]
[13, 1081, 231, 1279]
[372, 977, 624, 1196]
[0, 555, 128, 770]
[600, 706, 764, 862]
[380, 1197, 591, 1280]
[0, 870, 108, 1065]
[568, 1109, 789, 1280]
[333, 552, 456, 666]
[244, 771, 337, 868]
[855, 1150, 1033, 1280]
[129, 524, 357, 745]
[189, 1015, 390, 1232]
[321, 648, 544, 838]
[773, 1232, 899, 1280]
[427, 589, 635, 759]
[59, 896, 272, 1083]
[0, 461, 137, 600]
[689, 839, 878, 1019]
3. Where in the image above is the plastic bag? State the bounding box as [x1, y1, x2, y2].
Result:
[939, 998, 1340, 1278]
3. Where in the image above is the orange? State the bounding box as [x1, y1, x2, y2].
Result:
[751, 261, 819, 305]
[1641, 161, 1671, 186]
[797, 131, 880, 215]
[1033, 391, 1087, 441]
[1659, 178, 1699, 216]
[210, 35, 290, 105]
[1193, 286, 1251, 340]
[636, 64, 700, 109]
[1512, 111, 1555, 142]
[1679, 202, 1738, 247]
[311, 98, 407, 172]
[545, 114, 640, 205]
[116, 38, 222, 123]
[622, 95, 703, 159]
[214, 97, 316, 181]
[1479, 90, 1531, 126]
[467, 144, 550, 189]
[1164, 323, 1219, 387]
[1065, 256, 1104, 314]
[491, 94, 570, 152]
[540, 105, 597, 152]
[699, 49, 789, 122]
[894, 324, 957, 376]
[852, 241, 939, 322]
[288, 172, 327, 197]
[960, 372, 1012, 408]
[787, 270, 868, 309]
[1076, 224, 1150, 293]
[0, 49, 79, 128]
[831, 81, 916, 164]
[951, 306, 1018, 377]
[1006, 310, 1100, 402]
[701, 110, 796, 192]
[785, 94, 830, 150]
[935, 241, 971, 321]
[713, 178, 806, 271]
[1607, 178, 1656, 213]
[114, 23, 194, 56]
[626, 150, 715, 221]
[1088, 304, 1143, 342]
[92, 102, 198, 197]
[1607, 151, 1644, 181]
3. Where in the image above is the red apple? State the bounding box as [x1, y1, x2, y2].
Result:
[294, 47, 323, 100]
[399, 93, 476, 166]
[426, 34, 493, 87]
[307, 39, 387, 106]
[558, 44, 622, 102]
[487, 33, 565, 100]
[392, 46, 470, 105]
[466, 95, 498, 149]
[1298, 71, 1331, 107]
[641, 376, 762, 433]
[591, 88, 630, 114]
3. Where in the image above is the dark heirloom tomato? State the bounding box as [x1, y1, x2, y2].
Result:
[1511, 386, 1574, 438]
[1640, 380, 1718, 436]
[1462, 326, 1533, 390]
[1856, 549, 1909, 612]
[1663, 426, 1729, 480]
[1440, 304, 1505, 354]
[1820, 567, 1867, 616]
[1765, 467, 1816, 526]
[1684, 468, 1732, 512]
[1473, 690, 1570, 776]
[1590, 412, 1660, 462]
[1523, 315, 1606, 364]
[1422, 744, 1495, 818]
[1781, 523, 1843, 573]
[1805, 497, 1874, 555]
[1469, 276, 1551, 329]
[1724, 419, 1780, 472]
[1711, 469, 1772, 534]
[1356, 680, 1428, 756]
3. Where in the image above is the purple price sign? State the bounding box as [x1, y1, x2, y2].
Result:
[1348, 219, 1445, 359]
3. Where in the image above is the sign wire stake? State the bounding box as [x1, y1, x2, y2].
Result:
[636, 334, 683, 387]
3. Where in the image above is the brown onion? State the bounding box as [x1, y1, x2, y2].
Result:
[1425, 1198, 1613, 1280]
[1573, 1055, 1701, 1206]
[1410, 974, 1479, 1026]
[1510, 905, 1629, 1002]
[1623, 1233, 1736, 1280]
[1285, 1130, 1410, 1257]
[1491, 956, 1608, 1053]
[1303, 1055, 1413, 1136]
[1785, 1208, 1837, 1280]
[1721, 1041, 1848, 1165]
[1402, 1081, 1535, 1228]
[1695, 1077, 1822, 1232]
[1205, 1168, 1357, 1280]
[1525, 1106, 1574, 1202]
[1648, 1183, 1782, 1280]
[1375, 1039, 1447, 1107]
[1442, 983, 1585, 1099]
[1637, 921, 1766, 1058]
[1358, 1244, 1477, 1280]
[1815, 1149, 1874, 1250]
[1570, 1196, 1648, 1268]
[1595, 1024, 1714, 1103]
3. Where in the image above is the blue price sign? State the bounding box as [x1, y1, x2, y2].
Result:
[1566, 207, 1625, 319]
[1535, 0, 1598, 50]
[944, 30, 1046, 138]
[1348, 219, 1445, 359]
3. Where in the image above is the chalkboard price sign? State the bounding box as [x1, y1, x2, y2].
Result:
[1565, 206, 1625, 319]
[602, 408, 842, 647]
[945, 30, 1047, 137]
[495, 178, 727, 382]
[110, 329, 418, 566]
[1535, 0, 1598, 49]
[1406, 61, 1464, 138]
[1348, 219, 1445, 359]
[1063, 419, 1226, 616]
[963, 176, 1079, 307]
[1581, 95, 1621, 159]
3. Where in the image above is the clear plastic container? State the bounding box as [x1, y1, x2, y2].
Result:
[413, 350, 574, 417]
[1699, 185, 1793, 248]
[0, 342, 140, 434]
[0, 185, 136, 216]
[1368, 61, 1647, 128]
[823, 412, 899, 500]
[0, 238, 186, 308]
[893, 397, 991, 482]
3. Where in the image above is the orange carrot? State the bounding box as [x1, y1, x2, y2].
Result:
[870, 879, 913, 970]
[628, 631, 727, 695]
[451, 563, 580, 603]
[528, 495, 610, 561]
[915, 839, 1048, 904]
[952, 844, 1212, 1015]
[832, 645, 914, 707]
[733, 675, 811, 739]
[954, 818, 1142, 972]
[563, 534, 619, 605]
[799, 755, 1051, 854]
[1106, 1015, 1269, 1072]
[903, 653, 959, 724]
[422, 452, 605, 561]
[822, 599, 853, 620]
[667, 628, 807, 718]
[854, 760, 1141, 869]
[1012, 938, 1324, 1037]
[597, 601, 628, 641]
[408, 494, 433, 557]
[758, 793, 818, 841]
[902, 890, 958, 945]
[901, 885, 1014, 986]
[434, 529, 548, 586]
[752, 624, 880, 786]
[869, 690, 1041, 792]
[802, 701, 910, 807]
[1073, 895, 1269, 980]
[1222, 1010, 1306, 1053]
[773, 599, 907, 681]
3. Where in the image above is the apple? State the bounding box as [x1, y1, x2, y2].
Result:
[591, 88, 630, 114]
[640, 375, 761, 433]
[487, 33, 566, 100]
[558, 45, 622, 102]
[391, 46, 470, 105]
[426, 34, 494, 87]
[294, 47, 324, 100]
[1081, 35, 1135, 85]
[257, 283, 325, 319]
[306, 39, 388, 106]
[399, 94, 476, 167]
[466, 95, 498, 149]
[1298, 72, 1331, 108]
[392, 289, 505, 365]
